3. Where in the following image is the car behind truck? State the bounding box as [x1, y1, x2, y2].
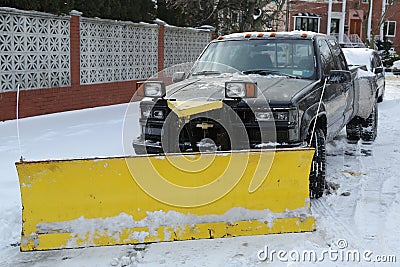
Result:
[133, 32, 379, 198]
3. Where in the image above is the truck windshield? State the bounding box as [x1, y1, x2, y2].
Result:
[192, 39, 316, 79]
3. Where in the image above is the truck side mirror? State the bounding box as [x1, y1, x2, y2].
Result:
[172, 72, 186, 83]
[327, 70, 351, 84]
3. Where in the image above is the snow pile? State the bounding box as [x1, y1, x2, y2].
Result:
[356, 68, 375, 78]
[342, 47, 374, 72]
[35, 205, 312, 247]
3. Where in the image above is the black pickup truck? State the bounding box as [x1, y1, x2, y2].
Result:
[133, 32, 379, 198]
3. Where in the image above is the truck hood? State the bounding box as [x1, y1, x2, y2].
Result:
[166, 75, 316, 103]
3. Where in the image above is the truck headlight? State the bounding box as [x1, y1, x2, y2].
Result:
[255, 111, 273, 121]
[255, 111, 288, 121]
[225, 82, 256, 98]
[137, 81, 166, 98]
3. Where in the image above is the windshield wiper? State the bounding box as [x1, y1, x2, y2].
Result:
[242, 69, 301, 79]
[192, 70, 221, 76]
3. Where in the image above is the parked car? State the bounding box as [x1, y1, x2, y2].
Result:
[392, 60, 400, 75]
[342, 47, 385, 102]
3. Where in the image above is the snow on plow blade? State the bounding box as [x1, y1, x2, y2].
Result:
[16, 148, 315, 251]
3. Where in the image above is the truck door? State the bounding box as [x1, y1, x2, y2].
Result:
[318, 39, 347, 139]
[328, 38, 354, 124]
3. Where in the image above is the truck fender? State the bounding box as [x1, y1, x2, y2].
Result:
[300, 103, 327, 141]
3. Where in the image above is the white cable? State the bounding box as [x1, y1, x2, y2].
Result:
[308, 77, 328, 147]
[16, 84, 23, 161]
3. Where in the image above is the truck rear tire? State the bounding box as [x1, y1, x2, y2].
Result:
[377, 94, 384, 103]
[377, 84, 385, 103]
[309, 128, 326, 199]
[346, 118, 361, 144]
[361, 102, 378, 143]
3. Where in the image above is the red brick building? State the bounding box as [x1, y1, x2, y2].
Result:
[288, 0, 400, 51]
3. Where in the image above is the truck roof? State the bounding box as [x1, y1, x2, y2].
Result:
[217, 31, 324, 41]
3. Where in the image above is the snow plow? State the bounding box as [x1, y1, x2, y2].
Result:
[17, 31, 365, 252]
[14, 29, 383, 252]
[16, 148, 315, 251]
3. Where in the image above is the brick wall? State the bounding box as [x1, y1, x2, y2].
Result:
[70, 13, 81, 87]
[0, 82, 137, 121]
[158, 25, 165, 73]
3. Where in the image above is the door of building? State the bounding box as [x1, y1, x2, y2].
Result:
[349, 19, 361, 35]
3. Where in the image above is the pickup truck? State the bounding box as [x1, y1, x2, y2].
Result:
[342, 47, 385, 102]
[133, 32, 379, 198]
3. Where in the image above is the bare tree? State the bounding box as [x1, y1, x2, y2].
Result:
[164, 0, 287, 35]
[253, 1, 287, 32]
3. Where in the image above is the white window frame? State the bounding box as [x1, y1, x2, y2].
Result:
[293, 16, 321, 33]
[362, 0, 368, 3]
[384, 21, 396, 37]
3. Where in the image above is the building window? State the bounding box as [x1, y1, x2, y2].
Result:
[384, 21, 396, 37]
[294, 16, 320, 32]
[362, 0, 368, 3]
[331, 19, 340, 34]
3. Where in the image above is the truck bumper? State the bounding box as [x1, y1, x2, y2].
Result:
[132, 139, 163, 155]
[133, 138, 304, 155]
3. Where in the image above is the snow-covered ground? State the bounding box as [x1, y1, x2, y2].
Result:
[1, 77, 400, 266]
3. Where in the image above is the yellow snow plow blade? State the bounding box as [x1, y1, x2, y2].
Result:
[16, 148, 315, 251]
[167, 100, 223, 118]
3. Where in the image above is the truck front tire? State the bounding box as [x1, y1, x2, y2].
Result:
[309, 128, 326, 199]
